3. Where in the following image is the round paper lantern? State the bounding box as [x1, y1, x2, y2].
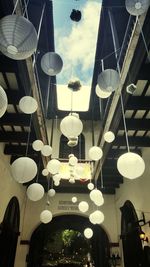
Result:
[94, 197, 104, 207]
[117, 152, 145, 179]
[54, 180, 60, 186]
[47, 159, 61, 175]
[42, 168, 49, 176]
[27, 183, 44, 201]
[0, 86, 8, 118]
[84, 228, 93, 239]
[32, 140, 44, 151]
[72, 196, 77, 203]
[104, 131, 115, 143]
[89, 210, 104, 224]
[48, 188, 56, 197]
[98, 69, 120, 92]
[125, 0, 149, 16]
[11, 157, 37, 183]
[90, 189, 103, 203]
[75, 165, 84, 176]
[19, 96, 38, 114]
[40, 210, 52, 224]
[53, 173, 61, 182]
[69, 178, 75, 184]
[78, 201, 89, 213]
[87, 182, 94, 191]
[69, 155, 78, 166]
[41, 52, 63, 76]
[0, 15, 37, 60]
[60, 113, 83, 139]
[41, 145, 52, 157]
[95, 85, 112, 99]
[88, 146, 103, 161]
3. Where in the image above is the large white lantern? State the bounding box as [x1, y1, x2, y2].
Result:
[32, 140, 44, 151]
[11, 157, 37, 183]
[117, 152, 145, 179]
[95, 85, 112, 99]
[78, 201, 89, 213]
[0, 86, 8, 118]
[41, 52, 63, 76]
[87, 182, 94, 191]
[69, 155, 78, 166]
[88, 146, 103, 161]
[84, 228, 93, 239]
[104, 131, 115, 143]
[40, 210, 52, 224]
[27, 183, 44, 201]
[19, 96, 38, 114]
[0, 15, 37, 60]
[60, 113, 83, 139]
[89, 210, 104, 224]
[125, 0, 149, 16]
[41, 145, 52, 157]
[98, 69, 120, 92]
[48, 188, 56, 197]
[47, 159, 61, 175]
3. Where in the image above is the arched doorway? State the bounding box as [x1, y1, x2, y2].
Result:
[27, 215, 110, 267]
[120, 200, 144, 267]
[0, 196, 20, 267]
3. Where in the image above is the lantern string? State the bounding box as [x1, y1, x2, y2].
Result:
[137, 16, 150, 63]
[22, 0, 29, 19]
[25, 114, 32, 157]
[12, 0, 20, 14]
[100, 162, 104, 189]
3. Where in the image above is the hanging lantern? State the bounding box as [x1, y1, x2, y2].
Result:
[53, 173, 61, 183]
[117, 152, 145, 179]
[0, 15, 37, 60]
[40, 210, 52, 224]
[78, 201, 89, 213]
[98, 69, 120, 92]
[125, 0, 149, 16]
[42, 169, 49, 176]
[0, 86, 8, 118]
[54, 180, 60, 186]
[104, 131, 115, 143]
[95, 85, 112, 99]
[75, 165, 84, 176]
[32, 140, 44, 151]
[60, 113, 83, 139]
[27, 183, 44, 201]
[69, 154, 78, 166]
[72, 196, 77, 203]
[90, 189, 103, 205]
[19, 96, 38, 114]
[48, 189, 56, 197]
[47, 159, 61, 175]
[41, 145, 52, 157]
[69, 177, 75, 184]
[11, 157, 37, 183]
[88, 146, 103, 161]
[41, 52, 63, 76]
[84, 228, 93, 239]
[87, 182, 94, 191]
[89, 210, 104, 224]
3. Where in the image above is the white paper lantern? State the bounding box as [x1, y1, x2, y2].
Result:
[84, 228, 93, 239]
[75, 165, 84, 176]
[88, 146, 103, 161]
[60, 113, 83, 139]
[0, 15, 37, 60]
[19, 96, 38, 114]
[125, 0, 149, 16]
[32, 140, 44, 151]
[0, 86, 8, 118]
[117, 152, 145, 179]
[69, 178, 75, 184]
[78, 201, 89, 213]
[104, 131, 115, 143]
[72, 196, 77, 203]
[42, 169, 49, 176]
[95, 85, 112, 99]
[48, 189, 56, 197]
[53, 173, 61, 182]
[89, 210, 104, 224]
[40, 210, 52, 224]
[54, 180, 60, 186]
[94, 197, 104, 207]
[27, 183, 44, 201]
[98, 69, 120, 92]
[47, 159, 61, 174]
[69, 155, 78, 166]
[87, 182, 94, 191]
[90, 189, 103, 203]
[41, 145, 52, 157]
[41, 52, 63, 76]
[11, 157, 37, 183]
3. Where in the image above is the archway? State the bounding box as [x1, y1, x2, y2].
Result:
[27, 215, 110, 267]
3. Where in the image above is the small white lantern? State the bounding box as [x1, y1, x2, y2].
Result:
[32, 140, 44, 151]
[88, 146, 103, 161]
[84, 228, 93, 239]
[54, 180, 60, 186]
[89, 210, 104, 224]
[94, 197, 104, 207]
[40, 210, 52, 224]
[69, 155, 78, 166]
[42, 169, 49, 176]
[78, 201, 89, 213]
[48, 188, 56, 197]
[0, 86, 8, 118]
[90, 189, 103, 203]
[72, 196, 77, 203]
[41, 52, 63, 76]
[11, 157, 37, 183]
[117, 152, 145, 179]
[104, 131, 115, 143]
[60, 113, 83, 139]
[125, 0, 149, 16]
[95, 85, 112, 99]
[19, 96, 38, 114]
[87, 182, 94, 191]
[75, 165, 84, 176]
[27, 183, 44, 201]
[98, 69, 120, 92]
[53, 173, 61, 182]
[41, 145, 52, 157]
[69, 178, 75, 184]
[47, 159, 61, 175]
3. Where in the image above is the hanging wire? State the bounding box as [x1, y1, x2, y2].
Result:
[100, 162, 104, 189]
[23, 0, 30, 17]
[12, 0, 20, 14]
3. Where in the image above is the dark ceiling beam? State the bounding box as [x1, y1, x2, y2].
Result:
[0, 131, 36, 143]
[0, 113, 30, 126]
[6, 90, 24, 105]
[127, 96, 150, 110]
[119, 118, 150, 131]
[4, 144, 37, 156]
[114, 136, 150, 147]
[107, 148, 141, 159]
[138, 63, 150, 80]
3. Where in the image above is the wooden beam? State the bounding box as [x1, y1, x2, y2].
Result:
[0, 113, 30, 126]
[4, 144, 37, 156]
[0, 131, 36, 143]
[6, 90, 24, 104]
[127, 96, 150, 110]
[114, 136, 150, 147]
[107, 148, 141, 159]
